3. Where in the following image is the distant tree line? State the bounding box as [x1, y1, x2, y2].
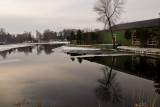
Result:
[58, 28, 100, 44]
[36, 29, 58, 42]
[0, 28, 80, 44]
[0, 28, 17, 44]
[0, 28, 36, 44]
[0, 27, 101, 44]
[67, 29, 100, 45]
[16, 31, 34, 43]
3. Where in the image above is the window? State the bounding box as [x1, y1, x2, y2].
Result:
[132, 35, 141, 45]
[147, 38, 158, 45]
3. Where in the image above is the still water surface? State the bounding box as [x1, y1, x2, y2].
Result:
[0, 44, 160, 107]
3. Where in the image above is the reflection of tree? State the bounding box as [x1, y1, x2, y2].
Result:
[71, 58, 75, 62]
[0, 49, 16, 59]
[0, 47, 33, 58]
[8, 48, 16, 54]
[17, 46, 33, 55]
[37, 44, 63, 55]
[0, 51, 7, 59]
[37, 45, 44, 55]
[43, 45, 54, 55]
[124, 60, 131, 70]
[0, 44, 64, 59]
[77, 58, 83, 64]
[95, 57, 122, 105]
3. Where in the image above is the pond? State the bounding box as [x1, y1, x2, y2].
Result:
[0, 44, 160, 107]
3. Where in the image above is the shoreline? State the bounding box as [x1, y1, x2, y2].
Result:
[0, 43, 34, 52]
[117, 46, 160, 56]
[0, 41, 69, 52]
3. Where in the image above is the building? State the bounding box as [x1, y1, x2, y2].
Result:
[83, 18, 160, 48]
[112, 18, 160, 47]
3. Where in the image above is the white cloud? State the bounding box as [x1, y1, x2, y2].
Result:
[121, 0, 160, 22]
[0, 0, 159, 34]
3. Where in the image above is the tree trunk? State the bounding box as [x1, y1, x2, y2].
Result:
[108, 19, 116, 49]
[106, 56, 115, 84]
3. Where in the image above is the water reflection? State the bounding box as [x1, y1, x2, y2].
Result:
[70, 58, 75, 62]
[80, 56, 160, 94]
[0, 45, 160, 107]
[95, 57, 122, 106]
[77, 58, 83, 64]
[17, 46, 33, 55]
[66, 53, 160, 106]
[0, 46, 34, 58]
[0, 48, 16, 59]
[67, 52, 160, 95]
[0, 44, 63, 59]
[36, 44, 63, 55]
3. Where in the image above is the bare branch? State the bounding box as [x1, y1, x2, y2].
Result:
[93, 0, 125, 49]
[94, 0, 125, 25]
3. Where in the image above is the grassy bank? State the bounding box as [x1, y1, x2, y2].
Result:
[92, 44, 113, 49]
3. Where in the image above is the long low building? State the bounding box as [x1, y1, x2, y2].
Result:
[112, 18, 160, 47]
[83, 18, 160, 48]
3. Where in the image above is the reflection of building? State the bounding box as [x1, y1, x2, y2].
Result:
[147, 58, 157, 67]
[132, 56, 158, 67]
[82, 56, 160, 82]
[132, 56, 140, 65]
[80, 55, 160, 94]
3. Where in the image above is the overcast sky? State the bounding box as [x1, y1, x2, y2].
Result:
[0, 0, 160, 34]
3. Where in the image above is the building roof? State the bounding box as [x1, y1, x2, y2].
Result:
[112, 18, 159, 30]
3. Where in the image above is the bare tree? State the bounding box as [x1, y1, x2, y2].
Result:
[43, 29, 57, 41]
[36, 30, 43, 43]
[94, 0, 125, 49]
[95, 57, 122, 105]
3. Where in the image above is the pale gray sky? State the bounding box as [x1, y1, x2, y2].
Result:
[0, 0, 159, 34]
